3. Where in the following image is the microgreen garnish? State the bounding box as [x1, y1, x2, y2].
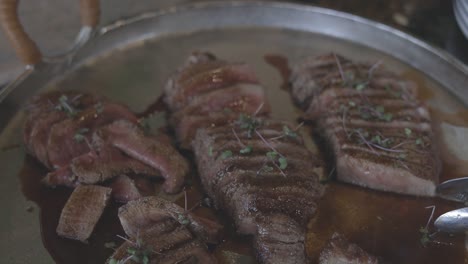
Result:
[348, 101, 356, 107]
[278, 157, 288, 170]
[420, 205, 436, 247]
[208, 146, 213, 157]
[177, 213, 190, 226]
[404, 128, 412, 137]
[237, 114, 261, 138]
[73, 128, 90, 143]
[240, 146, 252, 154]
[55, 95, 78, 117]
[355, 83, 367, 91]
[415, 138, 423, 146]
[221, 150, 233, 159]
[113, 234, 154, 264]
[282, 125, 298, 138]
[266, 151, 278, 159]
[398, 153, 407, 160]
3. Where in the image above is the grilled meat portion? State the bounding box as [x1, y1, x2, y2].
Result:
[119, 196, 223, 244]
[319, 233, 379, 264]
[290, 53, 440, 196]
[56, 185, 111, 242]
[108, 197, 218, 264]
[164, 52, 270, 149]
[109, 175, 142, 203]
[23, 91, 188, 194]
[24, 91, 102, 168]
[165, 52, 259, 112]
[98, 120, 189, 193]
[165, 52, 325, 263]
[193, 120, 324, 263]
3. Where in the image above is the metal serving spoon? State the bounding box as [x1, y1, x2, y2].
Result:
[434, 207, 468, 234]
[435, 177, 468, 233]
[436, 177, 468, 202]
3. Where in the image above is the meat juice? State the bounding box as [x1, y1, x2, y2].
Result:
[15, 53, 468, 264]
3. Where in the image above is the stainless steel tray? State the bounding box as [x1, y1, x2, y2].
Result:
[1, 1, 468, 263]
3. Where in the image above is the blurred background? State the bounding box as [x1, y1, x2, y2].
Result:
[0, 0, 467, 86]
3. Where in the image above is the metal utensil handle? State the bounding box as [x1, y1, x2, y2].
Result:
[0, 0, 100, 66]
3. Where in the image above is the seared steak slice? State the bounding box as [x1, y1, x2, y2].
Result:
[170, 83, 270, 128]
[24, 91, 101, 168]
[56, 185, 111, 242]
[24, 90, 189, 198]
[118, 196, 223, 244]
[109, 175, 142, 203]
[319, 233, 379, 264]
[290, 53, 440, 196]
[108, 197, 218, 264]
[98, 120, 189, 193]
[164, 52, 270, 150]
[192, 118, 324, 263]
[46, 101, 137, 168]
[165, 58, 259, 111]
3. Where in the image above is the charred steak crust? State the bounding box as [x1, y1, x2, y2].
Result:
[165, 52, 325, 264]
[290, 53, 440, 196]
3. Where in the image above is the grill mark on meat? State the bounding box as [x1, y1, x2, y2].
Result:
[56, 185, 111, 242]
[175, 112, 240, 149]
[319, 233, 379, 264]
[291, 53, 440, 196]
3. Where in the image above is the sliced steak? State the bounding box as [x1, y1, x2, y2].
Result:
[46, 101, 137, 168]
[108, 197, 218, 264]
[165, 57, 259, 111]
[319, 233, 379, 264]
[118, 196, 223, 244]
[109, 175, 142, 203]
[24, 90, 189, 195]
[164, 52, 270, 150]
[98, 120, 189, 193]
[166, 52, 325, 263]
[56, 185, 111, 242]
[290, 53, 440, 196]
[192, 119, 324, 263]
[24, 91, 102, 168]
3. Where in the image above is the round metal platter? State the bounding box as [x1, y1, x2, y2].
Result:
[1, 1, 468, 263]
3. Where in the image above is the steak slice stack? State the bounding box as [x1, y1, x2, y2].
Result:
[24, 91, 189, 194]
[165, 52, 325, 263]
[107, 197, 219, 264]
[290, 53, 440, 196]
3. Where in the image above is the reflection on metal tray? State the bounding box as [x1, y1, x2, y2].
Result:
[1, 1, 468, 263]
